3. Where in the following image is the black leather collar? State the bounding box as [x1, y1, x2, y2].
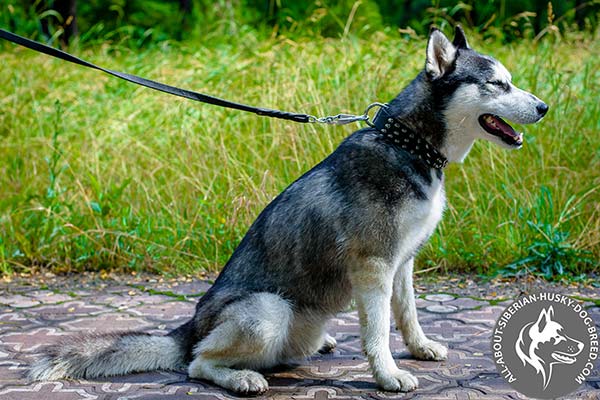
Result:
[372, 110, 448, 170]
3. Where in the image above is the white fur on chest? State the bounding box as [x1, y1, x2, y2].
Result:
[394, 178, 445, 264]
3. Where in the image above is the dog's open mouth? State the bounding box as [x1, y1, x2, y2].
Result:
[478, 114, 523, 147]
[552, 351, 577, 364]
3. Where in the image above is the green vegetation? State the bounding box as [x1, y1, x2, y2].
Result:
[3, 0, 600, 46]
[0, 24, 598, 278]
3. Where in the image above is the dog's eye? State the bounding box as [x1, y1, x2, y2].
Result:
[488, 80, 509, 91]
[553, 336, 565, 344]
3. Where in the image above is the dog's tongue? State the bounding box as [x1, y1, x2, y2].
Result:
[485, 115, 518, 138]
[479, 114, 523, 145]
[492, 115, 519, 138]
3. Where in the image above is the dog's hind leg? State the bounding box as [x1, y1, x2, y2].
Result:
[188, 292, 292, 395]
[392, 258, 447, 361]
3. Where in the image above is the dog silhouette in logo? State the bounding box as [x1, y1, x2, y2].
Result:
[515, 306, 584, 389]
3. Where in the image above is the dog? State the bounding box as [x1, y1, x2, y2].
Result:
[515, 306, 584, 389]
[29, 26, 548, 395]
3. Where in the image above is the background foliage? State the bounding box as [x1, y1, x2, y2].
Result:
[2, 0, 600, 46]
[1, 1, 599, 280]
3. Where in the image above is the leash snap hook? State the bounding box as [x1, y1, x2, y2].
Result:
[308, 102, 389, 126]
[330, 113, 369, 125]
[308, 113, 368, 125]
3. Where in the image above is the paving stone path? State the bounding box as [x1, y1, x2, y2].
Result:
[0, 278, 598, 399]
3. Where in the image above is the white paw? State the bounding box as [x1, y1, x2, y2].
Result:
[224, 370, 269, 396]
[318, 334, 337, 354]
[408, 339, 448, 361]
[376, 368, 419, 392]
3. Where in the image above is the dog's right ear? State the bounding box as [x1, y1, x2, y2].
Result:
[425, 27, 457, 80]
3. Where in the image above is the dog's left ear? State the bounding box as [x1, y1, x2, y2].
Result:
[426, 28, 457, 80]
[452, 25, 470, 49]
[535, 306, 553, 333]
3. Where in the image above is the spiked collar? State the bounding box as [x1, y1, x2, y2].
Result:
[372, 110, 448, 170]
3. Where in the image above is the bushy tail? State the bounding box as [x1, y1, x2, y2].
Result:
[28, 332, 185, 381]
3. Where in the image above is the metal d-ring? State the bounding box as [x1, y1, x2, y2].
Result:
[363, 102, 389, 127]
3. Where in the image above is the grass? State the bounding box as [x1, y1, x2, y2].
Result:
[0, 27, 598, 278]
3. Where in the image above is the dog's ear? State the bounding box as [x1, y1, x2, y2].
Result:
[535, 307, 553, 332]
[425, 27, 457, 80]
[452, 25, 470, 49]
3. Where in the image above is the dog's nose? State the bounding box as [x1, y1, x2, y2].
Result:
[537, 102, 549, 116]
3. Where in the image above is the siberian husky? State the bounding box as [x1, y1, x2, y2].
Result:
[30, 26, 548, 395]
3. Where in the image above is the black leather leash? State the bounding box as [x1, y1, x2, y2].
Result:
[0, 29, 448, 169]
[0, 29, 315, 123]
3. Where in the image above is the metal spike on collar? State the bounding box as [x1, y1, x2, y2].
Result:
[374, 115, 448, 170]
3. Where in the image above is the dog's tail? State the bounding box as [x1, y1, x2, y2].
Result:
[28, 331, 186, 381]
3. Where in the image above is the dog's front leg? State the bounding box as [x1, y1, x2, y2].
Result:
[351, 260, 418, 392]
[392, 258, 447, 361]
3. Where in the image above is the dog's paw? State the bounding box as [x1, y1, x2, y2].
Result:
[225, 370, 269, 396]
[318, 334, 337, 354]
[408, 339, 448, 361]
[376, 368, 418, 392]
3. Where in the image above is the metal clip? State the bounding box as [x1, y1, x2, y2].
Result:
[308, 102, 388, 126]
[308, 113, 368, 125]
[328, 113, 369, 125]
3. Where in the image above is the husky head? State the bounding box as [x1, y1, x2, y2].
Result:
[515, 306, 584, 390]
[388, 26, 548, 163]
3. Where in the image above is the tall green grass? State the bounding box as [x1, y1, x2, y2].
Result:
[0, 28, 598, 277]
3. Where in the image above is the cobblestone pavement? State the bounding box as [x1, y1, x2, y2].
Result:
[0, 277, 598, 399]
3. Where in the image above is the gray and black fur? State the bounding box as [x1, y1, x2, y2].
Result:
[29, 26, 547, 395]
